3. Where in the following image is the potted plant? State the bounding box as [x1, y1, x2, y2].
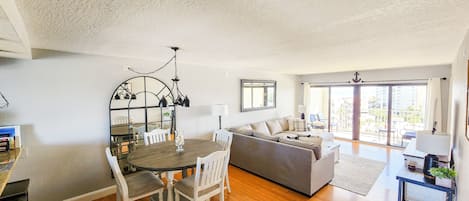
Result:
[429, 167, 456, 188]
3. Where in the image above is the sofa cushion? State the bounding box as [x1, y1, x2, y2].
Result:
[253, 131, 280, 141]
[294, 119, 307, 132]
[298, 136, 323, 146]
[279, 138, 322, 160]
[251, 122, 271, 136]
[277, 118, 289, 131]
[273, 132, 298, 139]
[266, 120, 283, 134]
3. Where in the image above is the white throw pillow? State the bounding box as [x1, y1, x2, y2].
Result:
[277, 118, 289, 131]
[287, 118, 295, 131]
[266, 120, 283, 135]
[251, 122, 271, 136]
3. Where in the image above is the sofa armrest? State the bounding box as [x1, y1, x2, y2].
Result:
[310, 151, 335, 195]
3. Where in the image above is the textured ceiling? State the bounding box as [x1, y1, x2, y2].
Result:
[14, 0, 469, 74]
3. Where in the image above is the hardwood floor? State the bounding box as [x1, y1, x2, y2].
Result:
[95, 139, 404, 201]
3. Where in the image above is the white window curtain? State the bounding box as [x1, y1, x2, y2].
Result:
[303, 82, 311, 123]
[424, 78, 442, 132]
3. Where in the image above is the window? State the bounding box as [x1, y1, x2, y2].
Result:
[241, 79, 276, 112]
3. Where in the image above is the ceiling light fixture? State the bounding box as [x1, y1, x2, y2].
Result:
[128, 47, 190, 107]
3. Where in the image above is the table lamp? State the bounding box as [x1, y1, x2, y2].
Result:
[416, 131, 450, 183]
[211, 104, 229, 129]
[298, 105, 306, 120]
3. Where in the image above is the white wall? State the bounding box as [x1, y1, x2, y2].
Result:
[449, 29, 469, 201]
[297, 65, 452, 131]
[0, 50, 297, 200]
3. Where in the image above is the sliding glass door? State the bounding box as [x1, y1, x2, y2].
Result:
[360, 86, 389, 145]
[330, 87, 354, 140]
[310, 87, 330, 129]
[390, 85, 426, 146]
[310, 84, 426, 147]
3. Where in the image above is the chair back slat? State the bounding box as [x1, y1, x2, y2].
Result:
[212, 129, 233, 151]
[193, 151, 229, 198]
[105, 147, 129, 200]
[144, 129, 170, 145]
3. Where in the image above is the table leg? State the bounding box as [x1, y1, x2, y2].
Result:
[182, 168, 187, 178]
[167, 171, 174, 201]
[398, 180, 404, 201]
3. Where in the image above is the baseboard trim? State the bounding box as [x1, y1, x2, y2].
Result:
[63, 185, 116, 201]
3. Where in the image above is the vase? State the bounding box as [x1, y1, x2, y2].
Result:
[435, 177, 452, 188]
[175, 133, 185, 153]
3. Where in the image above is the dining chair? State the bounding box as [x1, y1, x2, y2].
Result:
[212, 129, 233, 193]
[105, 147, 164, 201]
[143, 128, 170, 145]
[174, 150, 230, 201]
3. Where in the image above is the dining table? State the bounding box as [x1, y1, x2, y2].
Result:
[127, 139, 223, 201]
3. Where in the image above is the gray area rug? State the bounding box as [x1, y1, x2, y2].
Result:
[330, 154, 386, 196]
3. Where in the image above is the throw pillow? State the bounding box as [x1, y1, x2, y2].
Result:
[251, 122, 271, 136]
[294, 119, 307, 132]
[287, 118, 295, 131]
[266, 120, 283, 134]
[277, 118, 289, 131]
[253, 131, 280, 141]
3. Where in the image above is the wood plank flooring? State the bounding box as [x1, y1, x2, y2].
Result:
[95, 139, 404, 201]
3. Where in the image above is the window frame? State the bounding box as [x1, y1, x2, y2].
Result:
[240, 79, 277, 112]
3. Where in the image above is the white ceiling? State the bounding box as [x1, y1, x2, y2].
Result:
[14, 0, 469, 74]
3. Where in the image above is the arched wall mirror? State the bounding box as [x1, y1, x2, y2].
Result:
[109, 76, 175, 173]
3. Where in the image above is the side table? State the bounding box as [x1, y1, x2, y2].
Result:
[324, 142, 340, 163]
[396, 167, 455, 201]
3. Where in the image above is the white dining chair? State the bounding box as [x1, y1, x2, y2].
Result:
[174, 150, 230, 201]
[143, 128, 170, 145]
[212, 129, 233, 193]
[105, 147, 164, 201]
[143, 128, 171, 179]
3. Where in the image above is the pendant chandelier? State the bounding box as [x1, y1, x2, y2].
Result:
[128, 46, 190, 107]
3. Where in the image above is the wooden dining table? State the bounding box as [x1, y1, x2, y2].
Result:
[127, 139, 223, 201]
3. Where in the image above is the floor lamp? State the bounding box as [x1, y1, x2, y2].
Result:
[211, 104, 229, 129]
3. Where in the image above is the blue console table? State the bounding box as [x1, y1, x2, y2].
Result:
[396, 167, 455, 201]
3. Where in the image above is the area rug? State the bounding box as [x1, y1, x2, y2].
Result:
[330, 154, 386, 196]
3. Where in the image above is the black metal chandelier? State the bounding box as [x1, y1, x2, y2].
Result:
[128, 46, 190, 107]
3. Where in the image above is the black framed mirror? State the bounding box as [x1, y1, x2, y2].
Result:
[109, 76, 175, 173]
[240, 79, 277, 112]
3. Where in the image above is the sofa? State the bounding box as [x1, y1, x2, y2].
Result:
[228, 117, 335, 196]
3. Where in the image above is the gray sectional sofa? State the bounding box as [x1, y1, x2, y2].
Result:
[228, 117, 335, 196]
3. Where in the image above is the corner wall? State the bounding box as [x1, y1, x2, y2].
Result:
[449, 29, 469, 201]
[0, 50, 297, 200]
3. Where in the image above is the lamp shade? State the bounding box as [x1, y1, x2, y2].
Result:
[416, 131, 450, 156]
[298, 105, 306, 113]
[211, 104, 229, 116]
